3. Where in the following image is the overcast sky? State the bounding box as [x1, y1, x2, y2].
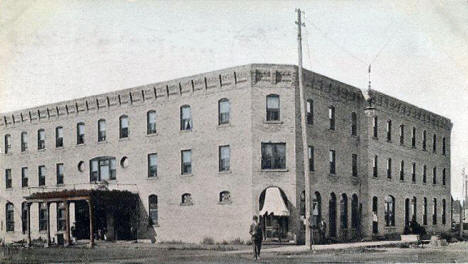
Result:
[1, 0, 467, 199]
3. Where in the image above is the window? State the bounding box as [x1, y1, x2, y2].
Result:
[351, 194, 359, 229]
[119, 115, 129, 138]
[149, 195, 158, 225]
[442, 168, 446, 185]
[328, 106, 335, 130]
[77, 122, 85, 144]
[372, 197, 378, 233]
[432, 198, 437, 225]
[219, 145, 230, 172]
[312, 192, 322, 226]
[411, 127, 416, 147]
[6, 202, 14, 232]
[90, 157, 116, 182]
[5, 169, 12, 189]
[22, 203, 28, 234]
[219, 191, 231, 203]
[181, 150, 192, 174]
[180, 105, 193, 130]
[38, 129, 45, 150]
[412, 163, 416, 183]
[373, 155, 378, 177]
[423, 165, 427, 183]
[4, 134, 11, 154]
[57, 202, 66, 231]
[261, 143, 286, 170]
[38, 165, 46, 186]
[432, 134, 437, 153]
[98, 119, 106, 142]
[55, 127, 63, 148]
[422, 130, 427, 150]
[423, 197, 428, 225]
[373, 116, 378, 138]
[181, 193, 192, 205]
[400, 160, 405, 181]
[22, 167, 28, 187]
[387, 158, 392, 179]
[308, 146, 314, 171]
[266, 95, 280, 121]
[433, 167, 437, 184]
[148, 153, 157, 178]
[307, 100, 314, 125]
[300, 191, 306, 217]
[442, 199, 446, 225]
[329, 150, 336, 174]
[21, 132, 28, 152]
[39, 203, 47, 231]
[386, 120, 392, 141]
[218, 99, 230, 125]
[384, 195, 395, 226]
[147, 111, 157, 134]
[399, 125, 404, 145]
[352, 154, 358, 177]
[340, 194, 348, 229]
[56, 163, 64, 185]
[351, 112, 357, 136]
[120, 156, 128, 168]
[442, 137, 446, 155]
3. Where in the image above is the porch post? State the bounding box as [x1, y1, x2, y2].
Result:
[46, 202, 51, 247]
[64, 200, 71, 246]
[87, 198, 94, 248]
[26, 202, 31, 247]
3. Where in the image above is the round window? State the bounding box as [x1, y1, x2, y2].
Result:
[78, 161, 85, 172]
[120, 156, 128, 168]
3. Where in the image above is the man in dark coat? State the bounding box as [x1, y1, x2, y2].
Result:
[249, 215, 263, 260]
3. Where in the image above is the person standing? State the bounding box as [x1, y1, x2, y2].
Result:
[249, 216, 263, 260]
[318, 219, 327, 244]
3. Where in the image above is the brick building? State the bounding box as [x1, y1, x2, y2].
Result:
[0, 64, 452, 245]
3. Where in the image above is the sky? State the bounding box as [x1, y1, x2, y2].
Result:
[0, 0, 467, 199]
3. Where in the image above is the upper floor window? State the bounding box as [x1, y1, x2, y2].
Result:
[56, 163, 64, 185]
[218, 99, 230, 125]
[6, 202, 14, 232]
[352, 154, 358, 177]
[77, 122, 85, 144]
[306, 100, 313, 125]
[119, 115, 129, 138]
[387, 158, 392, 179]
[399, 125, 405, 145]
[373, 155, 378, 177]
[373, 116, 378, 138]
[351, 112, 357, 136]
[22, 167, 28, 187]
[442, 137, 446, 155]
[411, 127, 416, 147]
[90, 156, 116, 182]
[181, 193, 193, 205]
[384, 195, 395, 226]
[423, 165, 427, 183]
[98, 119, 106, 142]
[55, 127, 63, 148]
[4, 134, 11, 154]
[180, 105, 193, 130]
[412, 162, 416, 183]
[328, 106, 335, 130]
[266, 95, 280, 121]
[149, 195, 158, 225]
[21, 132, 28, 152]
[386, 120, 392, 141]
[432, 134, 437, 153]
[5, 169, 12, 189]
[38, 165, 46, 186]
[219, 191, 231, 203]
[422, 130, 427, 150]
[148, 153, 158, 178]
[308, 146, 315, 171]
[147, 111, 157, 134]
[38, 129, 45, 150]
[399, 160, 405, 181]
[432, 167, 437, 184]
[181, 150, 192, 174]
[219, 145, 230, 172]
[329, 150, 336, 174]
[442, 168, 446, 185]
[261, 143, 286, 170]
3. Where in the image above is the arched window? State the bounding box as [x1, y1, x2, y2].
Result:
[98, 119, 106, 142]
[266, 94, 280, 121]
[442, 137, 446, 155]
[442, 168, 446, 185]
[4, 134, 11, 154]
[21, 132, 28, 152]
[340, 194, 348, 229]
[218, 99, 230, 125]
[422, 130, 427, 150]
[412, 197, 417, 221]
[307, 100, 314, 125]
[372, 196, 378, 233]
[180, 105, 192, 130]
[351, 112, 357, 136]
[219, 191, 231, 203]
[149, 195, 158, 225]
[384, 195, 395, 226]
[433, 134, 437, 153]
[22, 202, 28, 234]
[119, 115, 129, 138]
[423, 197, 428, 225]
[181, 193, 193, 205]
[6, 202, 14, 232]
[386, 120, 392, 141]
[147, 111, 157, 134]
[351, 194, 359, 229]
[432, 198, 437, 225]
[442, 199, 446, 225]
[55, 126, 63, 147]
[329, 193, 337, 237]
[77, 122, 85, 144]
[312, 192, 322, 226]
[38, 129, 45, 150]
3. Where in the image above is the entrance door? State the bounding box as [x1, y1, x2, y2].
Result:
[74, 201, 90, 240]
[329, 193, 337, 238]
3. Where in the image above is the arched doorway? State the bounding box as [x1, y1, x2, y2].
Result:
[372, 197, 378, 234]
[329, 193, 337, 238]
[259, 187, 290, 241]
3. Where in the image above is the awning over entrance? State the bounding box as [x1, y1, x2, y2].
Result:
[259, 187, 289, 216]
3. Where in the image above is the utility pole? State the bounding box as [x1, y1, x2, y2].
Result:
[296, 8, 312, 249]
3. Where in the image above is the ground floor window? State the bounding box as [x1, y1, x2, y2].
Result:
[149, 195, 158, 225]
[340, 194, 348, 229]
[384, 196, 395, 226]
[351, 195, 359, 229]
[39, 203, 48, 231]
[22, 203, 28, 234]
[6, 202, 14, 232]
[57, 202, 66, 231]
